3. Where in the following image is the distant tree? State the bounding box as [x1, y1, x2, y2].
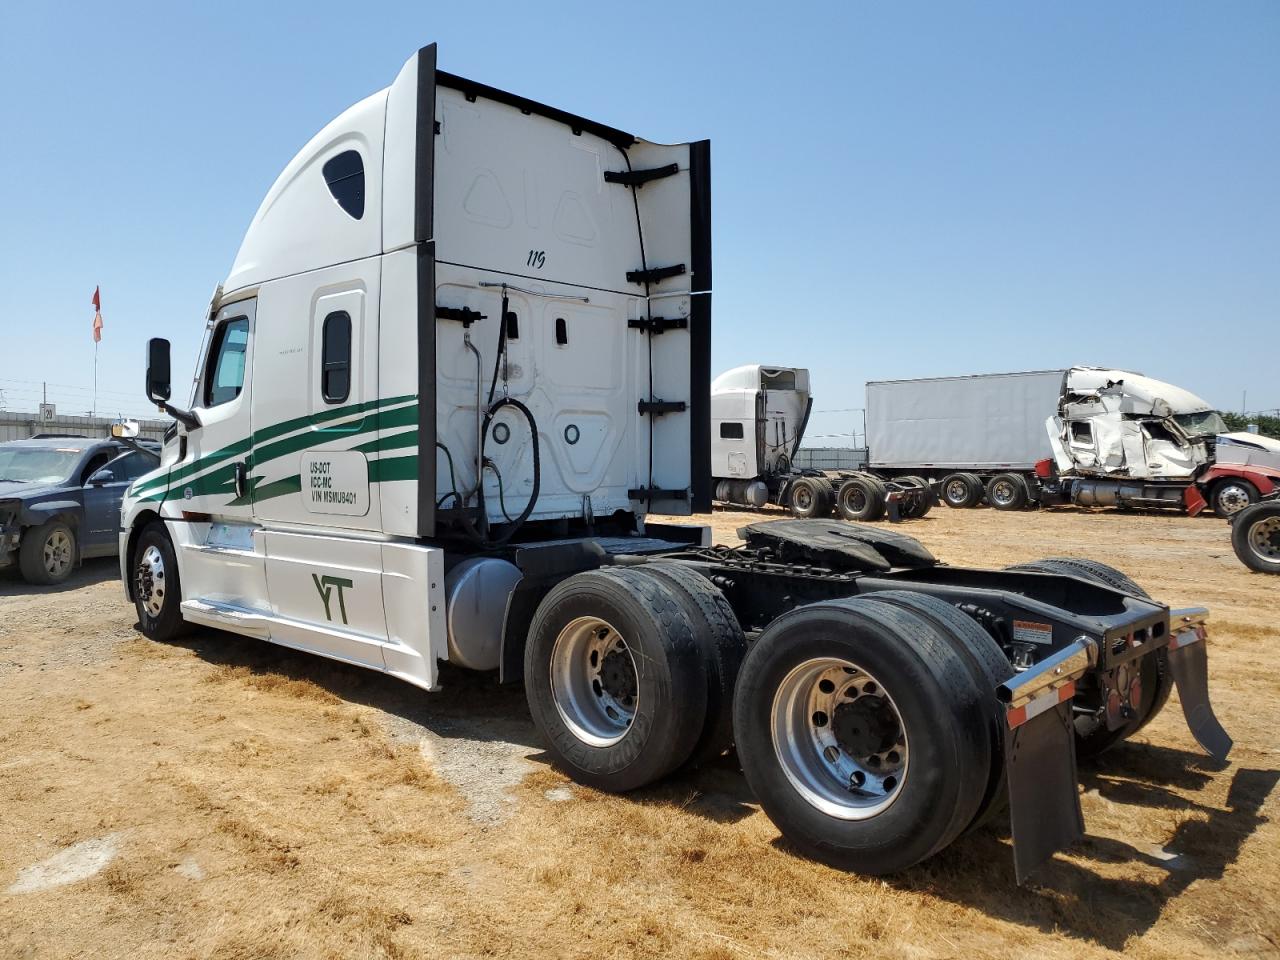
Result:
[1222, 412, 1280, 440]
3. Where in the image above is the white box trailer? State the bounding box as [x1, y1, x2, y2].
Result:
[114, 45, 1230, 884]
[863, 368, 1280, 516]
[866, 371, 1066, 472]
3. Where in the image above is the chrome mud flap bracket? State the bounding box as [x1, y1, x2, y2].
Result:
[1167, 607, 1233, 762]
[998, 637, 1094, 884]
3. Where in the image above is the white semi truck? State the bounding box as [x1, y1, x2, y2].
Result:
[867, 368, 1280, 517]
[119, 45, 1230, 883]
[711, 364, 934, 521]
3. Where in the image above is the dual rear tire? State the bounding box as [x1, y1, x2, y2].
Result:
[986, 473, 1030, 511]
[733, 591, 1008, 873]
[523, 565, 745, 792]
[941, 472, 984, 509]
[525, 569, 1013, 875]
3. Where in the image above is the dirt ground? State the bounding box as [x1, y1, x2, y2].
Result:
[1, 506, 1278, 960]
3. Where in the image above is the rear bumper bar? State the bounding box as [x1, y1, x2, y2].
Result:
[998, 606, 1230, 883]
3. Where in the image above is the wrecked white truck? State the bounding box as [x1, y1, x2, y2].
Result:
[861, 367, 1279, 517]
[1040, 368, 1280, 517]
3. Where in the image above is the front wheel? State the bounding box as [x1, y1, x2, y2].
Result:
[132, 523, 190, 641]
[18, 519, 77, 585]
[1211, 478, 1258, 517]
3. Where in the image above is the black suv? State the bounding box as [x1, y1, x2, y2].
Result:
[0, 437, 158, 585]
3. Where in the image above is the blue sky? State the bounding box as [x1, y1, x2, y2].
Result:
[1, 2, 1276, 444]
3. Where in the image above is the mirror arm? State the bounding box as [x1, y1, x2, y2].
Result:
[157, 402, 201, 431]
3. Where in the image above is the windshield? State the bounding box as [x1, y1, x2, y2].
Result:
[1172, 410, 1228, 438]
[0, 448, 82, 484]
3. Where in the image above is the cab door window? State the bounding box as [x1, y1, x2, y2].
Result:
[204, 317, 250, 406]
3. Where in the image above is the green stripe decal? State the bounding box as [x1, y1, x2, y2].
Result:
[134, 394, 417, 498]
[230, 455, 419, 507]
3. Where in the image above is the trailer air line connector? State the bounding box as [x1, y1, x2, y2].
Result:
[436, 288, 542, 548]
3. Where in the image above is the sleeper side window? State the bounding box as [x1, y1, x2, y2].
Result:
[204, 317, 250, 407]
[323, 151, 364, 220]
[321, 311, 352, 404]
[1070, 421, 1093, 444]
[719, 422, 745, 439]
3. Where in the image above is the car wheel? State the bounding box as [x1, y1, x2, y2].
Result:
[18, 519, 77, 585]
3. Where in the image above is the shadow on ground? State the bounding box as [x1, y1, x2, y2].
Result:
[0, 557, 119, 598]
[874, 744, 1278, 950]
[163, 624, 1274, 949]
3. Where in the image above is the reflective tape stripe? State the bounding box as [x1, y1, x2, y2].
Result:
[1167, 625, 1207, 651]
[1007, 681, 1076, 730]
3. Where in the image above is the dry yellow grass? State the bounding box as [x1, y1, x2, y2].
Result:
[0, 505, 1277, 959]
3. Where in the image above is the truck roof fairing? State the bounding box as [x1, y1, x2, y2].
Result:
[222, 44, 686, 298]
[1064, 367, 1214, 417]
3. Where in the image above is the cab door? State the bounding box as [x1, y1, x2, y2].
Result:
[169, 298, 271, 613]
[249, 262, 392, 672]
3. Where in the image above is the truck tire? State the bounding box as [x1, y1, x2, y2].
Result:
[986, 473, 1028, 511]
[856, 591, 1014, 832]
[941, 473, 982, 509]
[733, 596, 995, 874]
[1210, 478, 1259, 518]
[836, 476, 886, 522]
[898, 476, 933, 519]
[815, 476, 836, 511]
[637, 561, 746, 767]
[1004, 557, 1173, 755]
[1232, 500, 1280, 574]
[788, 477, 831, 519]
[524, 567, 707, 792]
[18, 519, 77, 585]
[132, 522, 191, 642]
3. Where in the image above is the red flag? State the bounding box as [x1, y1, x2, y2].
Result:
[92, 286, 103, 343]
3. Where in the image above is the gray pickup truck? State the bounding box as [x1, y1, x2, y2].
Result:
[0, 437, 159, 585]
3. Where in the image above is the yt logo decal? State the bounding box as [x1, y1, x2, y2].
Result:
[312, 574, 354, 624]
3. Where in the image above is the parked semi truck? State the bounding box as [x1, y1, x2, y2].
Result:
[712, 364, 934, 520]
[119, 45, 1230, 883]
[867, 368, 1280, 517]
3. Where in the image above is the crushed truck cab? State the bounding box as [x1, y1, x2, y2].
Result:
[121, 44, 1229, 884]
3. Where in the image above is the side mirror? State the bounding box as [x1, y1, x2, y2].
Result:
[89, 469, 115, 486]
[110, 419, 140, 439]
[146, 338, 172, 403]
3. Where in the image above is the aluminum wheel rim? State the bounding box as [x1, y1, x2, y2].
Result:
[793, 485, 814, 511]
[550, 616, 638, 747]
[842, 486, 867, 514]
[770, 657, 909, 820]
[991, 480, 1016, 506]
[1217, 484, 1252, 516]
[43, 529, 73, 578]
[1248, 516, 1280, 561]
[945, 479, 968, 504]
[135, 544, 167, 617]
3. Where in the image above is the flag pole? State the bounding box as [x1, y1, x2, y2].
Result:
[93, 340, 99, 418]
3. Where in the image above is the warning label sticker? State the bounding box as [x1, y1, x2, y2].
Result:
[1013, 620, 1054, 646]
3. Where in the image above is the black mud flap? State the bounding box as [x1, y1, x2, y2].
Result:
[1005, 699, 1084, 884]
[1168, 634, 1233, 762]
